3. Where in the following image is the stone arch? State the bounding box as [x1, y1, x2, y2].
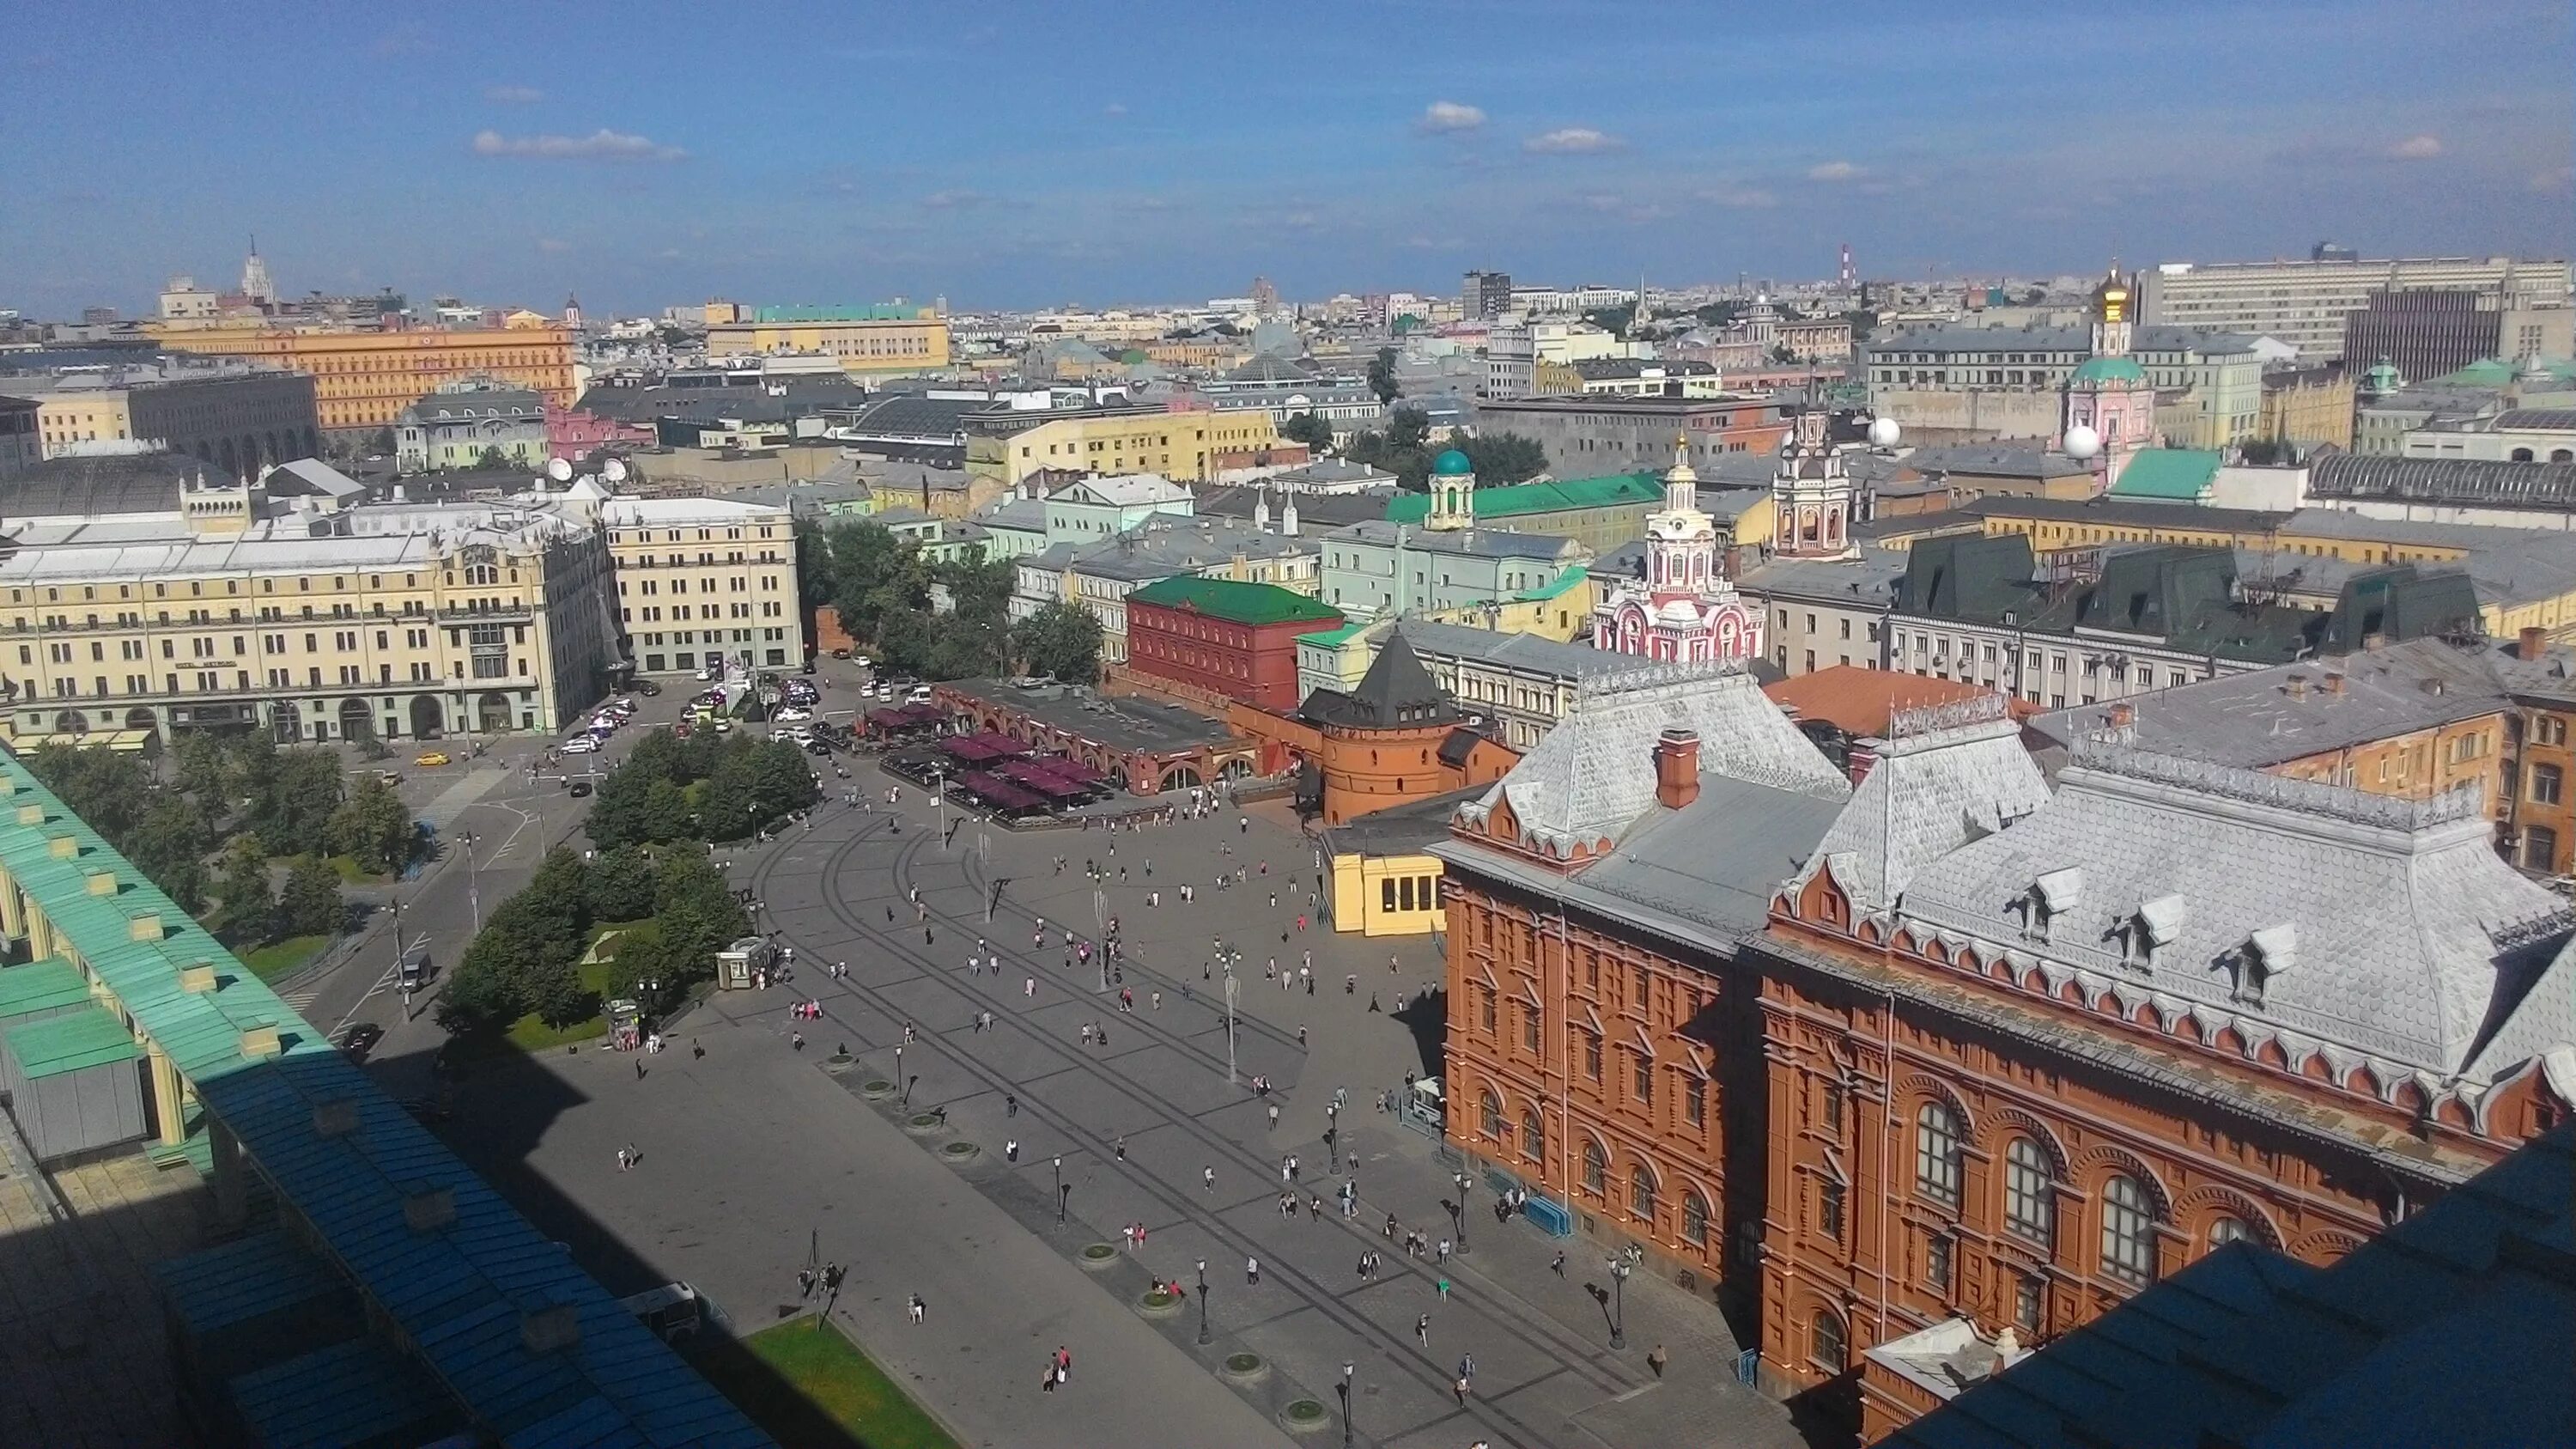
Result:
[2172, 1012, 2204, 1044]
[2346, 1062, 2382, 1099]
[1987, 1106, 2071, 1178]
[2213, 1026, 2245, 1056]
[337, 697, 374, 741]
[218, 437, 239, 478]
[1898, 1072, 1979, 1148]
[2172, 1184, 2281, 1251]
[1625, 1151, 1662, 1226]
[475, 690, 512, 733]
[57, 708, 91, 736]
[2257, 1037, 2292, 1069]
[2292, 1229, 2365, 1263]
[270, 701, 303, 741]
[410, 695, 445, 739]
[1218, 756, 1255, 781]
[1163, 765, 1203, 790]
[123, 705, 158, 733]
[2074, 1143, 2172, 1219]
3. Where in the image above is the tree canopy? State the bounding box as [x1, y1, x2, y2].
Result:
[586, 730, 820, 850]
[1013, 600, 1104, 685]
[1346, 409, 1548, 491]
[796, 519, 1014, 680]
[1365, 346, 1400, 405]
[436, 845, 749, 1033]
[1280, 411, 1335, 452]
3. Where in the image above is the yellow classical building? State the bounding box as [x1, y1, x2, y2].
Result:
[149, 322, 575, 436]
[966, 405, 1280, 486]
[1319, 789, 1467, 937]
[702, 303, 950, 377]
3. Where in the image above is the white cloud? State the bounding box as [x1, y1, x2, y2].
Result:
[1403, 235, 1464, 251]
[1418, 100, 1487, 134]
[1807, 160, 1864, 181]
[920, 189, 990, 210]
[1103, 101, 1128, 117]
[536, 237, 572, 253]
[2388, 133, 2442, 160]
[484, 84, 544, 103]
[2533, 165, 2574, 194]
[1524, 127, 1619, 155]
[471, 128, 684, 161]
[1698, 184, 1779, 209]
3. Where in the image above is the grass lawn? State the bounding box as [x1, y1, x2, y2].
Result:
[240, 934, 331, 982]
[691, 1317, 959, 1449]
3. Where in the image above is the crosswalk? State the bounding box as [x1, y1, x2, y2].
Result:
[278, 987, 320, 1013]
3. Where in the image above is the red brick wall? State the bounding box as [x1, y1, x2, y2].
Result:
[1127, 600, 1336, 712]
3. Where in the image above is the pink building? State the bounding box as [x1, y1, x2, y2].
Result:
[547, 402, 653, 462]
[2058, 267, 2156, 487]
[1592, 437, 1763, 665]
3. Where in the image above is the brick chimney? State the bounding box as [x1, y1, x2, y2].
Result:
[1653, 728, 1701, 809]
[2522, 626, 2548, 660]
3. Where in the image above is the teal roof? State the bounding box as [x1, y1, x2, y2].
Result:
[1431, 448, 1473, 476]
[1516, 563, 1591, 602]
[155, 1228, 349, 1337]
[0, 958, 89, 1019]
[230, 1337, 458, 1449]
[0, 758, 774, 1448]
[744, 303, 925, 324]
[4, 1006, 139, 1077]
[1386, 471, 1659, 525]
[2110, 449, 2225, 501]
[1297, 621, 1370, 648]
[2070, 356, 2148, 385]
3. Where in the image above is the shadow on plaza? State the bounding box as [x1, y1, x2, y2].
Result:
[1389, 985, 1447, 1081]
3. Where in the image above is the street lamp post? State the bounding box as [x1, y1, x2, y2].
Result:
[1224, 971, 1239, 1086]
[1339, 1361, 1355, 1447]
[459, 829, 482, 931]
[1195, 1258, 1210, 1345]
[1453, 1172, 1472, 1254]
[1608, 1257, 1631, 1349]
[1053, 1154, 1066, 1224]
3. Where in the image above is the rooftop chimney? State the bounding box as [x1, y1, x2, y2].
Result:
[2286, 674, 2309, 699]
[520, 1301, 582, 1355]
[2522, 625, 2547, 661]
[1653, 728, 1701, 809]
[2107, 702, 2136, 734]
[403, 1184, 456, 1233]
[2323, 670, 2347, 696]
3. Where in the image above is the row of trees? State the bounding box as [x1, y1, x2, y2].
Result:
[25, 732, 405, 946]
[1343, 405, 1546, 493]
[586, 729, 822, 851]
[798, 517, 1105, 685]
[435, 844, 749, 1032]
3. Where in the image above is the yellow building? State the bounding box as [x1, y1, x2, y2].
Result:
[702, 303, 950, 377]
[1321, 789, 1470, 937]
[967, 405, 1279, 486]
[33, 390, 133, 456]
[150, 322, 575, 436]
[594, 494, 806, 677]
[2260, 367, 2357, 450]
[0, 457, 617, 744]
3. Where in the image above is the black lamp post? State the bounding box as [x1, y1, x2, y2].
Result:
[1195, 1258, 1210, 1344]
[1054, 1154, 1067, 1223]
[1325, 1124, 1339, 1173]
[1608, 1257, 1631, 1349]
[1451, 1171, 1472, 1253]
[1339, 1361, 1355, 1447]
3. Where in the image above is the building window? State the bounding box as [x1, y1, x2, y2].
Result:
[2208, 1215, 2251, 1252]
[2524, 826, 2559, 872]
[1522, 1105, 1545, 1163]
[1584, 1032, 1602, 1082]
[1810, 1308, 1846, 1372]
[2005, 1137, 2057, 1248]
[1683, 1075, 1705, 1128]
[1582, 1139, 1607, 1196]
[1818, 1179, 1845, 1244]
[2100, 1175, 2159, 1287]
[2532, 764, 2563, 806]
[1521, 1002, 1540, 1053]
[1683, 1190, 1711, 1246]
[1925, 1231, 1954, 1293]
[1916, 1102, 1963, 1208]
[2014, 1274, 2044, 1333]
[1820, 1079, 1844, 1136]
[1479, 984, 1498, 1034]
[1479, 1090, 1504, 1142]
[1633, 1053, 1653, 1105]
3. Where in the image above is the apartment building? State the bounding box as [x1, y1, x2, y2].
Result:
[598, 495, 805, 676]
[152, 321, 576, 437]
[701, 302, 951, 377]
[2137, 254, 2572, 362]
[965, 403, 1280, 486]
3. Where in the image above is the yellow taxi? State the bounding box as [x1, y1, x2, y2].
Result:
[414, 752, 452, 767]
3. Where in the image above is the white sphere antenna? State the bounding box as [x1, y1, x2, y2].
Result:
[2063, 424, 2102, 460]
[603, 458, 629, 484]
[1866, 417, 1900, 448]
[546, 457, 574, 482]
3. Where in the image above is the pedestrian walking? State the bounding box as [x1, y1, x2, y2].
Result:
[1245, 1255, 1260, 1284]
[1006, 1140, 1019, 1161]
[1437, 1275, 1451, 1301]
[1437, 1238, 1450, 1264]
[1551, 1249, 1566, 1275]
[1297, 1024, 1308, 1048]
[908, 1294, 925, 1324]
[1415, 1312, 1431, 1347]
[1267, 1102, 1280, 1129]
[616, 1146, 631, 1172]
[1006, 1093, 1019, 1117]
[1204, 1165, 1217, 1192]
[1454, 1376, 1468, 1407]
[1114, 1135, 1127, 1161]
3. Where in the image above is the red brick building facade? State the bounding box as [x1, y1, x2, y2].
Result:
[1435, 685, 2576, 1441]
[1123, 575, 1340, 713]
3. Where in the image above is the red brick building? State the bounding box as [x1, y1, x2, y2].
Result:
[1123, 575, 1341, 712]
[1432, 682, 2576, 1441]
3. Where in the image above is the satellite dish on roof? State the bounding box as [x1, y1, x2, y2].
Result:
[546, 457, 574, 482]
[603, 459, 629, 484]
[1866, 417, 1901, 448]
[2063, 424, 2102, 460]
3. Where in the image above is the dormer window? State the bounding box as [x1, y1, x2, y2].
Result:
[2123, 895, 2186, 971]
[2233, 924, 2296, 1007]
[2023, 868, 2083, 945]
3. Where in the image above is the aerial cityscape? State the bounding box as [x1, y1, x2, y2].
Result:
[1, 3, 2572, 1448]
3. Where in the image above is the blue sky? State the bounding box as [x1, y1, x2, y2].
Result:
[5, 1, 2568, 318]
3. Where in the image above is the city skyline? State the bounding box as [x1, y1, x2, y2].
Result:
[5, 0, 2571, 320]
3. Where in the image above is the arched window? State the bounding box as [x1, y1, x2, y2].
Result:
[1915, 1102, 1963, 1209]
[2004, 1137, 2056, 1248]
[1479, 1090, 1504, 1142]
[1630, 1164, 1657, 1224]
[2207, 1215, 2251, 1251]
[2100, 1175, 2158, 1286]
[1582, 1139, 1607, 1196]
[1521, 1105, 1545, 1164]
[1683, 1190, 1711, 1245]
[1810, 1307, 1846, 1371]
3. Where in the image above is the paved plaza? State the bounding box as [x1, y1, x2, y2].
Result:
[434, 758, 1807, 1449]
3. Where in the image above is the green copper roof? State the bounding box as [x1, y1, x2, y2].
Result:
[5, 1006, 139, 1078]
[1431, 448, 1473, 476]
[1127, 575, 1344, 627]
[0, 958, 89, 1020]
[1385, 472, 1660, 525]
[1516, 563, 1590, 602]
[2109, 449, 2224, 500]
[2070, 356, 2148, 385]
[1297, 621, 1370, 648]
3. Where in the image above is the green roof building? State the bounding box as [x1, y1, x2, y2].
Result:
[1384, 471, 1663, 554]
[1125, 575, 1346, 709]
[2108, 448, 2225, 502]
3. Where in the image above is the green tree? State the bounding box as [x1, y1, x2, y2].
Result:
[477, 446, 507, 469]
[1693, 300, 1746, 328]
[1842, 307, 1879, 343]
[1014, 601, 1104, 685]
[604, 930, 686, 1016]
[128, 795, 211, 912]
[251, 748, 344, 856]
[276, 855, 345, 939]
[1366, 346, 1400, 405]
[1385, 405, 1431, 453]
[210, 835, 275, 942]
[173, 733, 235, 831]
[1584, 302, 1637, 336]
[326, 774, 412, 875]
[1280, 411, 1335, 452]
[586, 845, 659, 922]
[525, 952, 594, 1030]
[1461, 432, 1548, 484]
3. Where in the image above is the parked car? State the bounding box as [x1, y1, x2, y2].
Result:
[774, 706, 812, 722]
[414, 752, 451, 767]
[635, 678, 662, 697]
[695, 667, 718, 682]
[568, 780, 593, 797]
[338, 1022, 385, 1063]
[806, 739, 835, 757]
[562, 735, 599, 754]
[906, 685, 935, 704]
